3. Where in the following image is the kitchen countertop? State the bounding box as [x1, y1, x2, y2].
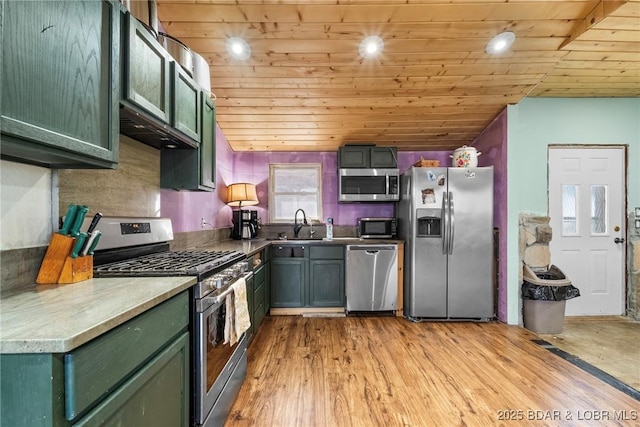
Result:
[0, 276, 196, 354]
[1, 238, 402, 355]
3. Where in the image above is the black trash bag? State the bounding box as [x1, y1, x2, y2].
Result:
[521, 282, 581, 301]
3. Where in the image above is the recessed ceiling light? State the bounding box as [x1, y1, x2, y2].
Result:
[226, 37, 251, 60]
[359, 35, 384, 59]
[486, 31, 516, 55]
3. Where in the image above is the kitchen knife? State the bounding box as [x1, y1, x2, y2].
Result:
[80, 231, 99, 257]
[70, 232, 88, 258]
[86, 212, 103, 235]
[69, 205, 89, 237]
[59, 204, 78, 235]
[87, 231, 102, 255]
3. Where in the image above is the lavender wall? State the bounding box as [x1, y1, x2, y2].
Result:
[233, 150, 452, 225]
[162, 141, 460, 230]
[472, 108, 508, 322]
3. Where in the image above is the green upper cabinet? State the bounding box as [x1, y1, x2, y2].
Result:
[119, 10, 198, 150]
[161, 93, 215, 191]
[1, 0, 120, 169]
[122, 11, 171, 123]
[338, 145, 397, 168]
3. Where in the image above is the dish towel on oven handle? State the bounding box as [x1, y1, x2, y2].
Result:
[224, 277, 252, 346]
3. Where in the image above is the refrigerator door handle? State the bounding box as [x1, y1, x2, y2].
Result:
[442, 191, 449, 254]
[448, 191, 455, 255]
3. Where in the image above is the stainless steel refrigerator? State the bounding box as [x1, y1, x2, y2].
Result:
[397, 166, 494, 320]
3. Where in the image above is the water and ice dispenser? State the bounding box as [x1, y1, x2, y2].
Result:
[416, 209, 441, 237]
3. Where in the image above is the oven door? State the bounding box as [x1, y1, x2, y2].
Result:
[194, 273, 252, 426]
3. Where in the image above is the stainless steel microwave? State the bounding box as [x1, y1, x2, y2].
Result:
[357, 217, 398, 239]
[338, 168, 400, 202]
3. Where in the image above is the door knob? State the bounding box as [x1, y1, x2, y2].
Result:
[614, 237, 626, 244]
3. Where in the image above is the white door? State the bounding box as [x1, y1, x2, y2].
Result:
[548, 147, 625, 316]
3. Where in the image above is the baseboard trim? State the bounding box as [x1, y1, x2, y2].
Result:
[270, 307, 345, 316]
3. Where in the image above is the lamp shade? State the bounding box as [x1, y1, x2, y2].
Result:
[227, 183, 258, 207]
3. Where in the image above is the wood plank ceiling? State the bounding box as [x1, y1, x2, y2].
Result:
[156, 0, 640, 152]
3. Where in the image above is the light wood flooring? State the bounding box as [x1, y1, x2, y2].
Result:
[537, 316, 640, 391]
[227, 316, 639, 426]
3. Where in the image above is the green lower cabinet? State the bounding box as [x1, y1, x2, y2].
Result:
[270, 258, 306, 308]
[73, 333, 189, 427]
[309, 259, 345, 307]
[0, 292, 190, 427]
[270, 244, 345, 308]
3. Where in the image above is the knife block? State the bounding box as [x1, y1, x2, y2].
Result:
[36, 233, 93, 285]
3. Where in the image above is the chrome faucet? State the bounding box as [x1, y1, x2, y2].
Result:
[293, 209, 307, 238]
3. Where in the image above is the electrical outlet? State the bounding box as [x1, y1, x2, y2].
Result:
[201, 217, 206, 229]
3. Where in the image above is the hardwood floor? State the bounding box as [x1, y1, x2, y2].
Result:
[227, 316, 639, 426]
[537, 316, 640, 391]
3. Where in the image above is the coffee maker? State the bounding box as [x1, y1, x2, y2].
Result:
[232, 209, 258, 240]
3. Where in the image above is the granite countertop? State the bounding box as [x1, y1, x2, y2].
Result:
[0, 276, 196, 354]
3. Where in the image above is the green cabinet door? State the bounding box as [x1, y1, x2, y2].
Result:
[73, 333, 190, 427]
[122, 11, 171, 123]
[160, 93, 215, 191]
[199, 96, 216, 189]
[271, 259, 306, 308]
[171, 62, 201, 142]
[338, 146, 371, 168]
[370, 147, 398, 168]
[1, 0, 120, 169]
[309, 259, 345, 307]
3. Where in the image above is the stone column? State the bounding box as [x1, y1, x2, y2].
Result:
[519, 214, 552, 273]
[518, 214, 553, 324]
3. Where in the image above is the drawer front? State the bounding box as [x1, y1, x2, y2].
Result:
[253, 281, 265, 308]
[65, 291, 189, 421]
[254, 301, 265, 329]
[271, 245, 308, 258]
[271, 245, 293, 258]
[310, 245, 344, 260]
[255, 264, 266, 286]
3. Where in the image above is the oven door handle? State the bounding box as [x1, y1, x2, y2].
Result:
[206, 271, 254, 307]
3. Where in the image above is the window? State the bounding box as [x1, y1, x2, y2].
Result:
[268, 164, 323, 223]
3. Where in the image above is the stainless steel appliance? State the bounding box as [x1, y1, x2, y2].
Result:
[338, 168, 400, 202]
[398, 167, 494, 320]
[89, 217, 251, 427]
[357, 217, 397, 239]
[345, 244, 398, 313]
[231, 209, 258, 240]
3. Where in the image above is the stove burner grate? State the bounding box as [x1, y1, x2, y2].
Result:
[94, 250, 245, 276]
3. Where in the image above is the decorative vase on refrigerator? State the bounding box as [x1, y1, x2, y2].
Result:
[397, 166, 494, 320]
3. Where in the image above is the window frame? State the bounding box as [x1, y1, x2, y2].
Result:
[268, 163, 323, 224]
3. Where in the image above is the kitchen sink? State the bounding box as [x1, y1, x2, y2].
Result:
[266, 237, 361, 243]
[267, 237, 324, 242]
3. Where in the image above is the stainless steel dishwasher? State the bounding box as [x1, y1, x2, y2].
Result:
[346, 244, 398, 312]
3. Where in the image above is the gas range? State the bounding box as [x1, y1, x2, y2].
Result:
[87, 217, 252, 426]
[89, 217, 247, 297]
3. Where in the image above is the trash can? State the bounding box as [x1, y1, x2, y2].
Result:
[521, 264, 580, 334]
